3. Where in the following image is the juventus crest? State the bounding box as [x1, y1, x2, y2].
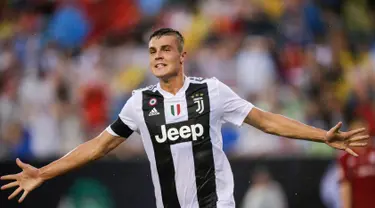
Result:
[192, 93, 204, 114]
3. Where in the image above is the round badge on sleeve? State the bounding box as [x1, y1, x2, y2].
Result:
[149, 98, 157, 106]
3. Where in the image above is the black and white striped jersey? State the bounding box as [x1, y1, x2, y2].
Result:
[106, 77, 254, 208]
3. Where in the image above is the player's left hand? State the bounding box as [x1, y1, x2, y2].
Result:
[325, 122, 370, 157]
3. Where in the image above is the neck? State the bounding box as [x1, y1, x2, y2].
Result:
[159, 72, 185, 95]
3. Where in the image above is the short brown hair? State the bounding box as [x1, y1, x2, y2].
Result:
[149, 28, 184, 52]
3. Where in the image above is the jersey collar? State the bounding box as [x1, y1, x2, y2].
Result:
[156, 76, 190, 98]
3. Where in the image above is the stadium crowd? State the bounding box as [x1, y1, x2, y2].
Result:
[0, 0, 374, 161]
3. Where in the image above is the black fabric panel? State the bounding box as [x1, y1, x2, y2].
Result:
[186, 82, 218, 208]
[142, 90, 181, 208]
[110, 117, 134, 138]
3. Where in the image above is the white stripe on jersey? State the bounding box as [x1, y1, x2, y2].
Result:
[163, 95, 199, 206]
[171, 142, 199, 207]
[205, 79, 236, 207]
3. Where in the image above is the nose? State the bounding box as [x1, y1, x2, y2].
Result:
[155, 51, 163, 60]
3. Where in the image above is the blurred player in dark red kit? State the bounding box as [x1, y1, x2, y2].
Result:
[338, 119, 375, 208]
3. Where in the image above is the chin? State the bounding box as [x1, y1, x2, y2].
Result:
[153, 71, 168, 79]
[152, 69, 175, 80]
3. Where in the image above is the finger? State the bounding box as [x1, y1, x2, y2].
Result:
[330, 122, 342, 134]
[16, 158, 27, 169]
[18, 190, 29, 203]
[349, 142, 368, 147]
[1, 174, 18, 180]
[349, 135, 369, 142]
[1, 181, 18, 190]
[8, 187, 22, 200]
[345, 148, 359, 157]
[348, 128, 366, 136]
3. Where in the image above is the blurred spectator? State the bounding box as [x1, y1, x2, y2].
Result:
[0, 41, 17, 72]
[195, 38, 238, 87]
[320, 162, 341, 208]
[80, 0, 141, 46]
[0, 73, 32, 160]
[47, 1, 89, 50]
[234, 124, 283, 158]
[241, 166, 287, 208]
[278, 0, 314, 46]
[236, 36, 277, 98]
[137, 0, 166, 18]
[19, 70, 60, 159]
[338, 119, 375, 208]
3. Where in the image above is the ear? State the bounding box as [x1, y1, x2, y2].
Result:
[180, 51, 187, 64]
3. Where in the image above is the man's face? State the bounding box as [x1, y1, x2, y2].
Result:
[148, 35, 185, 80]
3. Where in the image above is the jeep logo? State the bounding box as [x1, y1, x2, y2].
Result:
[155, 124, 204, 143]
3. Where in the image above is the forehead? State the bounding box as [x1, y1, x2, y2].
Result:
[149, 35, 178, 48]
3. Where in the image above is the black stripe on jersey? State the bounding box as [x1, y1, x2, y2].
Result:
[110, 117, 134, 138]
[186, 83, 218, 208]
[142, 90, 181, 208]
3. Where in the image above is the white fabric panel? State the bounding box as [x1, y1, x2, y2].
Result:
[171, 142, 199, 208]
[207, 79, 236, 207]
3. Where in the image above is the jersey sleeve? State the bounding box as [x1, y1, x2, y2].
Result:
[106, 95, 138, 138]
[218, 80, 254, 126]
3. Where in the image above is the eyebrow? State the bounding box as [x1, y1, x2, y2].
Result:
[149, 45, 173, 50]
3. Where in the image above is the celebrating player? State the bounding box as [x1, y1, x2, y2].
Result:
[1, 28, 370, 208]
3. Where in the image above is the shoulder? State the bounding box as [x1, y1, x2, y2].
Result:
[189, 77, 233, 93]
[126, 85, 158, 106]
[188, 76, 207, 83]
[131, 84, 158, 95]
[188, 76, 220, 86]
[187, 76, 235, 97]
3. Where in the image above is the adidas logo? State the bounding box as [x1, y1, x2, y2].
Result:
[148, 108, 160, 116]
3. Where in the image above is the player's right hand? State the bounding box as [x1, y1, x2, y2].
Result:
[1, 158, 44, 203]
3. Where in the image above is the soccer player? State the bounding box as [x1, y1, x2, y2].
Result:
[338, 120, 375, 208]
[0, 28, 370, 208]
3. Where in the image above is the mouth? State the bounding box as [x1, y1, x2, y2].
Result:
[155, 63, 167, 69]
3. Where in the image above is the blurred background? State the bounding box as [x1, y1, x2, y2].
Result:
[0, 0, 375, 207]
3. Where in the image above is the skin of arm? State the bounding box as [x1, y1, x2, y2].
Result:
[1, 130, 126, 203]
[244, 107, 327, 142]
[39, 130, 124, 181]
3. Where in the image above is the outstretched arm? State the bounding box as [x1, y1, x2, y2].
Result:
[2, 92, 137, 203]
[244, 108, 369, 156]
[1, 130, 125, 203]
[40, 130, 124, 180]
